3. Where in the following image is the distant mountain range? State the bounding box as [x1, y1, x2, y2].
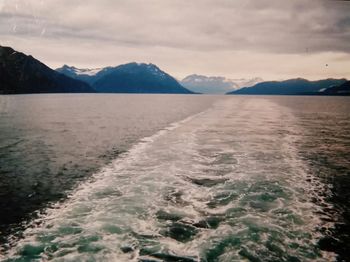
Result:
[56, 64, 193, 94]
[1, 45, 349, 96]
[0, 45, 193, 94]
[0, 46, 93, 94]
[227, 78, 348, 95]
[180, 74, 263, 94]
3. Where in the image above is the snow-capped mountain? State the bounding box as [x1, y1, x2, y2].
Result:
[57, 63, 194, 94]
[56, 65, 113, 85]
[181, 74, 263, 94]
[231, 77, 264, 89]
[64, 66, 103, 76]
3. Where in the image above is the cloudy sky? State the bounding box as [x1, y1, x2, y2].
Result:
[1, 0, 350, 80]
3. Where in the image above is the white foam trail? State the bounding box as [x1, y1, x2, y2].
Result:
[2, 103, 212, 260]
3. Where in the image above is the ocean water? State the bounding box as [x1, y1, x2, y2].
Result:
[0, 95, 349, 261]
[0, 94, 218, 240]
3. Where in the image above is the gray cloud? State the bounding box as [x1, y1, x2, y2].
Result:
[1, 0, 350, 80]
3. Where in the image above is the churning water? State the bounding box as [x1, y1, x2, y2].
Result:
[0, 95, 349, 261]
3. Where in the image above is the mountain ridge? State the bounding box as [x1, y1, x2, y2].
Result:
[57, 63, 194, 94]
[0, 46, 94, 94]
[227, 78, 348, 95]
[1, 45, 348, 96]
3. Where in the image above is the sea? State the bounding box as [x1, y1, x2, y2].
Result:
[0, 94, 349, 261]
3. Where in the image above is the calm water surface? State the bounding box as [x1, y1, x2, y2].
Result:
[0, 94, 349, 261]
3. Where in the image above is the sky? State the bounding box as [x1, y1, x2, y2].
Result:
[0, 0, 350, 81]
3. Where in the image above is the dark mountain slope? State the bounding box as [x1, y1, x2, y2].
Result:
[0, 46, 94, 94]
[323, 81, 350, 95]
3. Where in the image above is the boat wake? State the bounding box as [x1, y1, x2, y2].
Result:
[3, 98, 335, 261]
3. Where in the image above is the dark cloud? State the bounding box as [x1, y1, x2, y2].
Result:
[1, 0, 349, 80]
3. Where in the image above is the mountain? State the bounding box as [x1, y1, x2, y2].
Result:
[56, 65, 113, 86]
[181, 74, 237, 94]
[323, 81, 350, 95]
[181, 74, 262, 94]
[232, 77, 264, 89]
[57, 63, 194, 94]
[227, 78, 347, 95]
[0, 46, 94, 94]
